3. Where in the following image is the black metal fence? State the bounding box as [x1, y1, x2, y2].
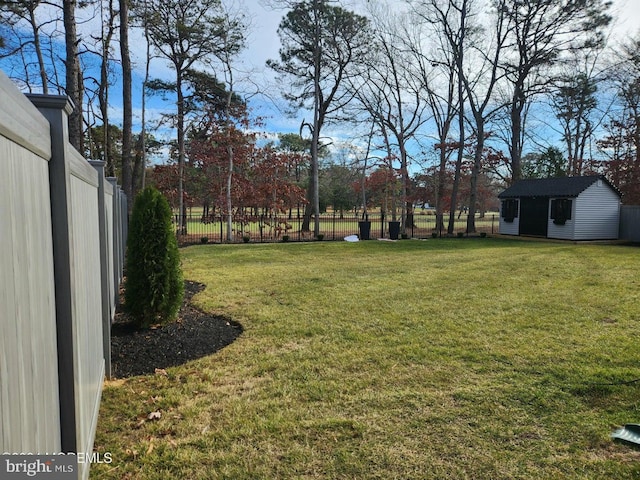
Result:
[174, 211, 498, 245]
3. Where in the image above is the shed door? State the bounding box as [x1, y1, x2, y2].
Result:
[519, 197, 548, 236]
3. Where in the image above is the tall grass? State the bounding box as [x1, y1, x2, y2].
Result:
[92, 239, 640, 479]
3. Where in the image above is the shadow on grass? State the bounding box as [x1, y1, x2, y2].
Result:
[110, 280, 243, 378]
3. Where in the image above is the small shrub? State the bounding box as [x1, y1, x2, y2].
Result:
[480, 232, 487, 238]
[282, 235, 290, 242]
[457, 231, 464, 238]
[125, 187, 184, 328]
[431, 232, 438, 238]
[200, 236, 209, 244]
[242, 235, 250, 243]
[316, 234, 324, 241]
[401, 233, 409, 239]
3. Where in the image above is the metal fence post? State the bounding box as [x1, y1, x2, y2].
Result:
[332, 211, 336, 240]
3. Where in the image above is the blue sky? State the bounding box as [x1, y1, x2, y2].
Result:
[2, 0, 640, 169]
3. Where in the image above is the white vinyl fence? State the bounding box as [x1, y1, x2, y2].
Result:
[0, 71, 126, 479]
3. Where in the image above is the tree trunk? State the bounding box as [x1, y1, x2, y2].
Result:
[301, 180, 313, 232]
[63, 0, 83, 151]
[177, 72, 186, 234]
[311, 123, 320, 237]
[448, 0, 466, 236]
[99, 0, 115, 175]
[466, 118, 484, 234]
[448, 147, 463, 235]
[99, 49, 109, 173]
[141, 0, 151, 190]
[399, 139, 408, 233]
[226, 144, 233, 242]
[28, 7, 48, 94]
[120, 0, 133, 206]
[435, 141, 448, 232]
[510, 81, 525, 182]
[132, 134, 144, 194]
[448, 85, 464, 234]
[311, 0, 322, 238]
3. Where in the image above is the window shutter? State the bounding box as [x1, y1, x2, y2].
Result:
[501, 199, 518, 222]
[551, 198, 571, 225]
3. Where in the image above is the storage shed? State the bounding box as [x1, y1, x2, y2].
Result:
[497, 175, 621, 240]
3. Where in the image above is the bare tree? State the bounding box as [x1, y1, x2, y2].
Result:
[215, 8, 246, 242]
[0, 0, 52, 93]
[411, 0, 473, 235]
[500, 0, 612, 181]
[63, 0, 83, 151]
[596, 35, 640, 202]
[95, 0, 116, 175]
[119, 0, 133, 203]
[462, 0, 509, 233]
[138, 0, 153, 190]
[410, 0, 465, 233]
[554, 74, 598, 175]
[350, 3, 430, 234]
[549, 41, 613, 176]
[268, 0, 370, 236]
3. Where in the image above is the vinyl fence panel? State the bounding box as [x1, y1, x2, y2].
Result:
[1, 70, 127, 479]
[620, 206, 640, 242]
[0, 75, 61, 455]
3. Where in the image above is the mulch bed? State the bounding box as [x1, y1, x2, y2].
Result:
[110, 281, 243, 378]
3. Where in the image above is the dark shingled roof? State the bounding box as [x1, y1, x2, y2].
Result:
[498, 175, 621, 199]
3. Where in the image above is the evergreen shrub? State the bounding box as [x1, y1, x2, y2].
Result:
[125, 187, 184, 328]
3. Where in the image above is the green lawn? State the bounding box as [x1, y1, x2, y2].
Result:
[92, 239, 640, 479]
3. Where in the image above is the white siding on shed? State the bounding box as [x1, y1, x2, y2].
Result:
[499, 217, 520, 235]
[547, 180, 620, 240]
[547, 199, 575, 240]
[499, 202, 520, 235]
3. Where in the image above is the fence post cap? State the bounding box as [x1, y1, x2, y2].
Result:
[26, 94, 74, 115]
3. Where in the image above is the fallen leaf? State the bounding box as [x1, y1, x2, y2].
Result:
[147, 411, 162, 421]
[155, 368, 168, 376]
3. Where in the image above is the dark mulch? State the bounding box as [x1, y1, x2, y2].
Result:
[110, 281, 243, 378]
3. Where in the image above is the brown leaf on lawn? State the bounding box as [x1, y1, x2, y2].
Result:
[155, 368, 168, 376]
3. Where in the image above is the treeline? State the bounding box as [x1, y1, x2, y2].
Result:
[2, 0, 640, 236]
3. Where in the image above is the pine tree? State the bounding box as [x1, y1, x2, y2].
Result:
[125, 187, 183, 328]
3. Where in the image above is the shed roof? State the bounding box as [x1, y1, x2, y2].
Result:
[498, 175, 621, 199]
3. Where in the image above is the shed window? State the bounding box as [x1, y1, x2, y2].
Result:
[501, 199, 518, 222]
[550, 198, 572, 225]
